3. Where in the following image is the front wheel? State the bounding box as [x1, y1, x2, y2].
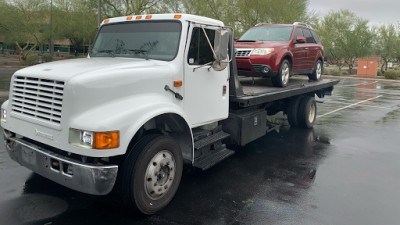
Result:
[309, 60, 322, 81]
[121, 134, 183, 215]
[271, 59, 291, 87]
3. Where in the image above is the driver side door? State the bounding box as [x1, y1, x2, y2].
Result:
[183, 25, 229, 127]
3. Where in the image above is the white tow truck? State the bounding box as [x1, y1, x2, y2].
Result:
[1, 14, 339, 214]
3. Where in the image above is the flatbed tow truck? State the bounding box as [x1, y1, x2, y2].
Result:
[1, 14, 339, 214]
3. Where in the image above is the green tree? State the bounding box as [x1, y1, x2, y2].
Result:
[316, 10, 373, 73]
[53, 0, 97, 55]
[374, 24, 399, 71]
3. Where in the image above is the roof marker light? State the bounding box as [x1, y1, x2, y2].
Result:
[145, 15, 152, 19]
[174, 15, 182, 19]
[104, 19, 110, 23]
[126, 16, 133, 20]
[136, 16, 142, 19]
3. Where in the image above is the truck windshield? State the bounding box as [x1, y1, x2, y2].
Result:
[239, 26, 293, 41]
[90, 21, 181, 60]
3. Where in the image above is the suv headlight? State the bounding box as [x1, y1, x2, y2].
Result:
[69, 128, 120, 150]
[251, 48, 275, 55]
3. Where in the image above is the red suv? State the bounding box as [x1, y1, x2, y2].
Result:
[235, 23, 323, 87]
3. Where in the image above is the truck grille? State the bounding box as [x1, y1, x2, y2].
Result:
[11, 76, 64, 125]
[235, 49, 253, 57]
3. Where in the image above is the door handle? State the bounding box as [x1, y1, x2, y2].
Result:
[305, 48, 309, 50]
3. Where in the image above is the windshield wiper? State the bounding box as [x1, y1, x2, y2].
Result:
[128, 49, 149, 60]
[97, 49, 115, 57]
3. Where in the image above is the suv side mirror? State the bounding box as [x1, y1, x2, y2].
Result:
[296, 37, 306, 43]
[212, 28, 230, 71]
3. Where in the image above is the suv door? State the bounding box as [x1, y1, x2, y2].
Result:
[302, 28, 318, 70]
[292, 27, 308, 72]
[183, 25, 229, 126]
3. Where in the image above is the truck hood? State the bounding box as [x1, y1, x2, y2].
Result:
[234, 40, 288, 49]
[14, 57, 166, 81]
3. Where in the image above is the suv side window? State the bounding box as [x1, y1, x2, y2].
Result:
[188, 27, 216, 65]
[294, 27, 304, 39]
[310, 30, 320, 43]
[302, 28, 315, 43]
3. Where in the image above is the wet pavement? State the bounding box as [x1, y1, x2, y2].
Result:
[0, 68, 399, 225]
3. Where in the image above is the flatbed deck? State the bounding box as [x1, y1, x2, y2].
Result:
[231, 77, 340, 107]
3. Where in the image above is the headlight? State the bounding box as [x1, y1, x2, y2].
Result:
[251, 48, 275, 55]
[69, 128, 119, 150]
[1, 109, 6, 123]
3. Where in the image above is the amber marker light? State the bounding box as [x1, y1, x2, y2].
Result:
[174, 15, 182, 19]
[145, 15, 152, 19]
[126, 16, 133, 20]
[136, 16, 142, 19]
[104, 19, 110, 23]
[93, 131, 120, 150]
[174, 81, 183, 87]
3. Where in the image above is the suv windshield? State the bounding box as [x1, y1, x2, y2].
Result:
[91, 21, 181, 60]
[239, 26, 293, 41]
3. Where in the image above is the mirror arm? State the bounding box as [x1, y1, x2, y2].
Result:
[201, 26, 218, 60]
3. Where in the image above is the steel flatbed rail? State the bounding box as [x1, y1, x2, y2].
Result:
[231, 77, 340, 107]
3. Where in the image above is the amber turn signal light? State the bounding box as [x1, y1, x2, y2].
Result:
[174, 80, 183, 87]
[93, 131, 119, 149]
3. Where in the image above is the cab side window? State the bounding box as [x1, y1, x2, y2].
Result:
[188, 27, 216, 65]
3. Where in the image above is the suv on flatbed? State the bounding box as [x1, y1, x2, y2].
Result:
[235, 22, 324, 87]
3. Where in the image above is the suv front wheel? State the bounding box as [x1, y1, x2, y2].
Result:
[271, 59, 291, 87]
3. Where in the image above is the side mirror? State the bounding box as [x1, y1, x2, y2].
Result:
[212, 28, 230, 71]
[296, 37, 306, 43]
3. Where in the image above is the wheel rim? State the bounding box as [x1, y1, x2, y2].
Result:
[144, 150, 176, 200]
[309, 102, 316, 123]
[316, 62, 322, 79]
[281, 63, 290, 85]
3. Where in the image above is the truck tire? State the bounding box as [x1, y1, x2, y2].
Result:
[287, 95, 304, 127]
[308, 60, 322, 81]
[121, 134, 183, 215]
[297, 96, 317, 128]
[272, 59, 291, 87]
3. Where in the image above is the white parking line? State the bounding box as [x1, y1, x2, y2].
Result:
[317, 95, 383, 118]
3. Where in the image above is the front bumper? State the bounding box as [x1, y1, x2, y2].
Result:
[3, 129, 118, 195]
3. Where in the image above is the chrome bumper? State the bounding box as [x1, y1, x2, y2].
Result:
[3, 130, 118, 195]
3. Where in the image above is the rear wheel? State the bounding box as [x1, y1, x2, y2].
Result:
[287, 95, 304, 127]
[309, 60, 322, 81]
[298, 96, 317, 128]
[272, 59, 291, 87]
[121, 134, 183, 215]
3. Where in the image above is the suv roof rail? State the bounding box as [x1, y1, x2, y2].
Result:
[255, 22, 269, 26]
[293, 22, 312, 29]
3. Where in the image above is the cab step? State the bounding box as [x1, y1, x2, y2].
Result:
[193, 147, 235, 171]
[194, 130, 230, 150]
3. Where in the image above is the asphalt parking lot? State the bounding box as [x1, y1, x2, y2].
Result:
[0, 69, 399, 225]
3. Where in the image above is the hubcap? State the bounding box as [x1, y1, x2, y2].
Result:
[316, 62, 322, 79]
[144, 150, 176, 200]
[281, 63, 290, 85]
[309, 102, 316, 123]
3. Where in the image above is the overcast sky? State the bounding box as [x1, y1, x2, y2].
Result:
[308, 0, 400, 26]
